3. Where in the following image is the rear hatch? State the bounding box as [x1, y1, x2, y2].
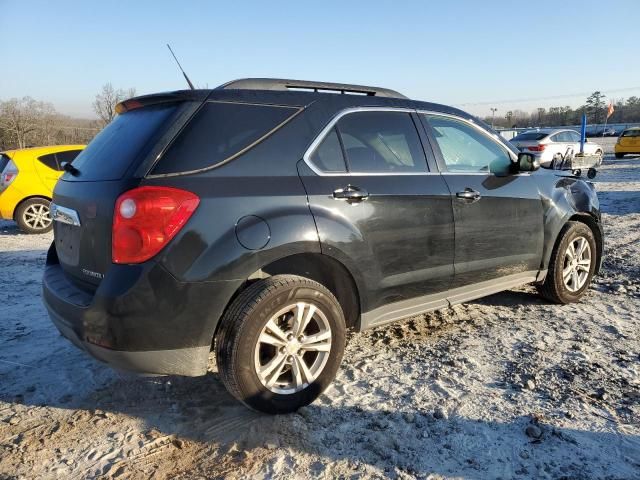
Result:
[619, 129, 640, 148]
[52, 94, 204, 290]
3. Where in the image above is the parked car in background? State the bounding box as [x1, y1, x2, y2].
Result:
[615, 127, 640, 158]
[0, 145, 85, 233]
[42, 79, 604, 414]
[510, 129, 603, 168]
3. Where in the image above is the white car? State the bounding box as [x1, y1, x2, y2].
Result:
[510, 129, 603, 168]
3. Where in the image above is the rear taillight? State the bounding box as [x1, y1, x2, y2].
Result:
[0, 160, 18, 193]
[527, 144, 546, 152]
[112, 186, 199, 264]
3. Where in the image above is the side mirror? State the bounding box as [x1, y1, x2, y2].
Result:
[517, 152, 540, 172]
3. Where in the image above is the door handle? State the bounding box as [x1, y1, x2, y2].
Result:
[456, 188, 481, 202]
[333, 185, 369, 202]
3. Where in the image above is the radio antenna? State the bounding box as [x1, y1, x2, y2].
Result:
[166, 43, 195, 90]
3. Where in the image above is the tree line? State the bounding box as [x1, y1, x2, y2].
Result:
[484, 91, 640, 129]
[0, 83, 135, 151]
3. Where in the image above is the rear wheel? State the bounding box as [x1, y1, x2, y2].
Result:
[15, 198, 53, 234]
[615, 153, 624, 159]
[215, 275, 346, 414]
[537, 222, 597, 304]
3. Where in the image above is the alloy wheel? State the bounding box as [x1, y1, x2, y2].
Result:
[562, 236, 591, 292]
[22, 203, 52, 231]
[254, 302, 332, 394]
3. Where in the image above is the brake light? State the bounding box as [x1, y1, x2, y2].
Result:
[527, 144, 546, 152]
[112, 186, 199, 264]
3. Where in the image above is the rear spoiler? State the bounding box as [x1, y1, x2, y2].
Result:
[115, 90, 210, 114]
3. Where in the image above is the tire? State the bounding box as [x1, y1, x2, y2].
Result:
[615, 153, 624, 159]
[215, 275, 346, 414]
[537, 221, 597, 304]
[15, 198, 53, 234]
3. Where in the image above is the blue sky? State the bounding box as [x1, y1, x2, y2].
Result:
[1, 0, 639, 118]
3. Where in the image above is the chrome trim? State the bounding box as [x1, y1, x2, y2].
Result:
[417, 110, 519, 163]
[50, 203, 81, 227]
[302, 107, 435, 177]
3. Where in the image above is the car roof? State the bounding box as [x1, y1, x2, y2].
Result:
[122, 78, 488, 128]
[2, 144, 85, 157]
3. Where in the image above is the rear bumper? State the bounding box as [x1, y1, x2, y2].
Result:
[46, 301, 210, 376]
[42, 243, 241, 376]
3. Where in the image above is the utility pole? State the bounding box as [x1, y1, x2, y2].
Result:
[490, 107, 498, 128]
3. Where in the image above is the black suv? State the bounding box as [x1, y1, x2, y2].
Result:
[43, 79, 603, 413]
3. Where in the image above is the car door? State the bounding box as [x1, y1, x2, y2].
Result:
[420, 113, 544, 289]
[297, 109, 455, 314]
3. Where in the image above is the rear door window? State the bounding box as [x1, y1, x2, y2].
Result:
[38, 153, 59, 170]
[310, 128, 347, 173]
[335, 111, 427, 173]
[152, 102, 300, 175]
[67, 104, 178, 181]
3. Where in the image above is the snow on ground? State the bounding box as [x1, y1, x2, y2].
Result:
[1, 152, 639, 479]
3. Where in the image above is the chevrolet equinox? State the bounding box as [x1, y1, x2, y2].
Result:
[43, 79, 604, 413]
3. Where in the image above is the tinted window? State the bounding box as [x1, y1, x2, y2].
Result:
[69, 104, 178, 181]
[56, 149, 82, 169]
[512, 132, 548, 141]
[424, 114, 512, 174]
[310, 128, 347, 172]
[153, 102, 299, 174]
[38, 153, 59, 170]
[336, 111, 427, 173]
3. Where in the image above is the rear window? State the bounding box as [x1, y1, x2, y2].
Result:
[512, 132, 549, 141]
[622, 129, 640, 137]
[67, 104, 177, 181]
[151, 102, 300, 175]
[0, 154, 11, 173]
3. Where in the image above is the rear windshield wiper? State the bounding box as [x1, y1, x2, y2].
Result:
[63, 162, 80, 176]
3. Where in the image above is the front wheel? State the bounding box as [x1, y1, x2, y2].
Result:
[215, 275, 346, 414]
[537, 221, 597, 304]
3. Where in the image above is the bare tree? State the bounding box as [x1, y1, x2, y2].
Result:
[92, 83, 136, 127]
[0, 97, 56, 149]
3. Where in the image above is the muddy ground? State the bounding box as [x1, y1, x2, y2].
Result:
[1, 143, 639, 479]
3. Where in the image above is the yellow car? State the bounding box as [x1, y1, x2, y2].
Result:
[0, 145, 85, 233]
[615, 127, 640, 158]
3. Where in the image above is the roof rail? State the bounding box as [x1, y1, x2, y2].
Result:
[217, 78, 408, 99]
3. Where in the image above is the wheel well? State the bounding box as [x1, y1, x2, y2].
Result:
[222, 253, 361, 334]
[12, 195, 51, 220]
[568, 213, 603, 274]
